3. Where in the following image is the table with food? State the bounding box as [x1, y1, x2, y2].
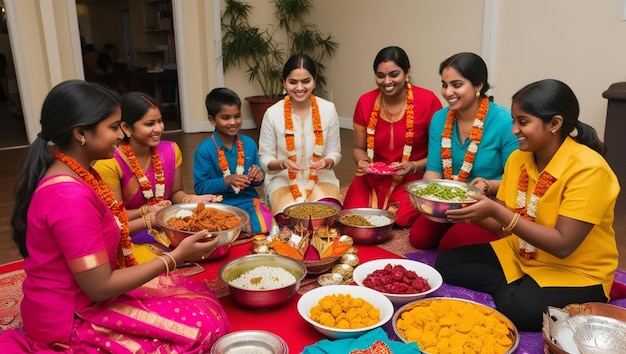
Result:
[152, 181, 626, 354]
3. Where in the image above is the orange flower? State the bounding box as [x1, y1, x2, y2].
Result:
[121, 142, 165, 205]
[284, 95, 324, 201]
[515, 166, 557, 259]
[441, 97, 489, 181]
[55, 150, 137, 268]
[366, 83, 415, 170]
[214, 135, 245, 193]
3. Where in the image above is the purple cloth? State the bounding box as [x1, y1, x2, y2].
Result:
[402, 249, 626, 354]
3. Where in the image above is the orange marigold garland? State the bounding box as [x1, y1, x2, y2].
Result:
[120, 142, 165, 205]
[367, 83, 415, 165]
[442, 97, 489, 181]
[515, 166, 557, 259]
[214, 134, 245, 194]
[55, 150, 137, 268]
[284, 94, 323, 202]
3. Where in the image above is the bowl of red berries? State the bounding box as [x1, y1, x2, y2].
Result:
[352, 258, 442, 305]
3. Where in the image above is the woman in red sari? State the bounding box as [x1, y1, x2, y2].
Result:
[343, 46, 442, 226]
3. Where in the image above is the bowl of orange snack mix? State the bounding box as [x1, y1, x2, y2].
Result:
[155, 202, 249, 260]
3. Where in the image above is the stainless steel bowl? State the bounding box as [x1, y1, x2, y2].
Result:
[281, 202, 340, 229]
[210, 330, 288, 354]
[335, 208, 397, 244]
[405, 179, 480, 223]
[154, 203, 249, 260]
[219, 254, 307, 310]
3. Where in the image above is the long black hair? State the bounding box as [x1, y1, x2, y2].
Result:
[282, 53, 318, 80]
[439, 52, 491, 99]
[512, 79, 606, 156]
[373, 46, 411, 74]
[119, 92, 160, 141]
[11, 80, 120, 257]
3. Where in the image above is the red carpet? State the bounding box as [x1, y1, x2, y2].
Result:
[0, 261, 26, 331]
[189, 243, 404, 353]
[0, 243, 402, 353]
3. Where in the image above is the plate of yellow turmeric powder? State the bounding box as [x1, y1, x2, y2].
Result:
[392, 297, 519, 354]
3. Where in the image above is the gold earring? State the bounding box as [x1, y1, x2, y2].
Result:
[475, 91, 480, 98]
[551, 129, 557, 135]
[80, 136, 86, 146]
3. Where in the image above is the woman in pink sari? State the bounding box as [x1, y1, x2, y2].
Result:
[94, 92, 220, 263]
[1, 80, 229, 352]
[343, 46, 442, 226]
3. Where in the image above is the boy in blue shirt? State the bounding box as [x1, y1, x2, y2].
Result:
[194, 87, 272, 235]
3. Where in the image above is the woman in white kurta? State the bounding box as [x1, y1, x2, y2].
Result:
[258, 54, 342, 215]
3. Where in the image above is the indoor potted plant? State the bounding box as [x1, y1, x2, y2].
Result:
[221, 0, 339, 127]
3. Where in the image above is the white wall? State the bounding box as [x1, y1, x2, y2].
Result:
[223, 0, 626, 138]
[7, 0, 626, 140]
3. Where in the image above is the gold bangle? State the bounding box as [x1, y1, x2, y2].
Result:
[140, 204, 149, 216]
[502, 212, 521, 233]
[162, 252, 177, 271]
[412, 161, 419, 174]
[143, 215, 152, 230]
[157, 255, 169, 277]
[182, 194, 193, 203]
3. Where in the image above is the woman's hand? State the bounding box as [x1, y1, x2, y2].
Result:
[194, 194, 222, 203]
[172, 230, 221, 261]
[444, 194, 496, 223]
[389, 161, 412, 176]
[308, 159, 328, 171]
[282, 158, 306, 172]
[469, 177, 491, 196]
[356, 158, 371, 173]
[148, 200, 172, 214]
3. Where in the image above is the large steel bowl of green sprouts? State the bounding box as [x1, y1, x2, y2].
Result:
[404, 179, 480, 223]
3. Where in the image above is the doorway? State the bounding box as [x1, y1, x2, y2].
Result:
[76, 0, 181, 131]
[0, 1, 27, 150]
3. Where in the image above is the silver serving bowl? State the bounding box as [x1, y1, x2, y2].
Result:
[405, 179, 480, 223]
[335, 208, 397, 244]
[281, 202, 340, 229]
[210, 330, 288, 354]
[219, 254, 307, 310]
[154, 203, 249, 260]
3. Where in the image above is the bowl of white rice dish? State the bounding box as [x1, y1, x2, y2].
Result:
[335, 208, 398, 244]
[219, 254, 307, 310]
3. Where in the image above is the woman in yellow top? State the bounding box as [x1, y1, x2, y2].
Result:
[436, 79, 619, 331]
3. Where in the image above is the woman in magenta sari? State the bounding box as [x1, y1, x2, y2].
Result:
[343, 46, 442, 226]
[1, 80, 229, 352]
[94, 92, 220, 263]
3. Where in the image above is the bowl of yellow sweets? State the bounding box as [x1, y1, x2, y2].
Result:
[297, 284, 394, 339]
[392, 297, 519, 353]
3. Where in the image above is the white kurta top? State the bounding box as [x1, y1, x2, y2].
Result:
[258, 96, 342, 202]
